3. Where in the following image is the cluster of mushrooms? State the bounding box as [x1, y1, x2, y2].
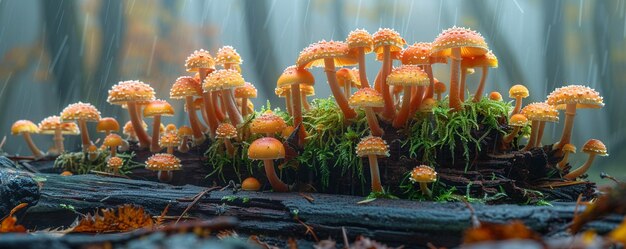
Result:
[10, 26, 606, 196]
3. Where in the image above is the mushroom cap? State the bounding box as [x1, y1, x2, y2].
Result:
[356, 136, 390, 158]
[123, 120, 148, 136]
[431, 26, 489, 57]
[509, 84, 529, 99]
[170, 76, 202, 99]
[103, 133, 124, 147]
[11, 120, 39, 135]
[562, 144, 577, 153]
[96, 117, 120, 133]
[60, 102, 101, 122]
[159, 131, 181, 147]
[509, 114, 529, 127]
[107, 156, 124, 169]
[60, 171, 73, 176]
[107, 80, 156, 105]
[143, 100, 175, 117]
[203, 69, 245, 91]
[346, 29, 373, 53]
[582, 139, 608, 156]
[521, 102, 559, 122]
[301, 84, 316, 96]
[250, 112, 287, 135]
[349, 87, 384, 108]
[296, 40, 357, 68]
[281, 125, 295, 139]
[165, 124, 177, 133]
[277, 66, 315, 87]
[349, 68, 362, 87]
[216, 123, 238, 139]
[178, 125, 193, 137]
[546, 85, 604, 110]
[87, 144, 98, 153]
[386, 65, 430, 87]
[489, 91, 503, 101]
[375, 50, 402, 61]
[248, 137, 285, 160]
[216, 46, 242, 65]
[434, 80, 447, 94]
[38, 116, 80, 135]
[401, 42, 447, 65]
[461, 50, 498, 68]
[274, 86, 288, 97]
[372, 28, 406, 53]
[234, 82, 258, 99]
[145, 153, 182, 171]
[185, 49, 216, 72]
[336, 68, 358, 86]
[409, 165, 438, 183]
[241, 177, 262, 191]
[420, 98, 437, 112]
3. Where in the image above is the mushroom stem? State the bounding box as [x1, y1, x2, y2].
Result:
[502, 126, 522, 144]
[419, 182, 432, 197]
[157, 170, 173, 182]
[213, 91, 226, 122]
[555, 104, 576, 150]
[291, 83, 305, 145]
[459, 67, 467, 101]
[424, 65, 435, 99]
[241, 97, 248, 117]
[512, 96, 524, 116]
[178, 137, 190, 153]
[185, 96, 205, 145]
[109, 146, 117, 157]
[364, 108, 384, 137]
[368, 155, 383, 192]
[535, 121, 546, 147]
[127, 101, 152, 148]
[224, 139, 235, 157]
[372, 69, 384, 113]
[201, 91, 219, 138]
[408, 86, 426, 118]
[472, 66, 489, 102]
[221, 89, 244, 126]
[113, 167, 119, 175]
[323, 58, 357, 119]
[150, 115, 162, 153]
[557, 150, 571, 169]
[436, 92, 442, 101]
[167, 146, 174, 154]
[356, 47, 371, 88]
[263, 159, 289, 192]
[564, 154, 596, 180]
[53, 126, 65, 153]
[380, 46, 396, 120]
[448, 47, 462, 111]
[393, 87, 412, 128]
[199, 106, 211, 133]
[285, 93, 293, 115]
[523, 120, 539, 151]
[77, 119, 92, 152]
[301, 91, 311, 111]
[22, 133, 45, 159]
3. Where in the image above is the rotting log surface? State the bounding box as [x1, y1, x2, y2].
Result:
[17, 173, 622, 248]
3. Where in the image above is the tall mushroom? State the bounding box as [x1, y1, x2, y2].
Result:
[216, 123, 237, 157]
[159, 131, 181, 154]
[509, 84, 529, 116]
[564, 139, 608, 180]
[346, 29, 373, 89]
[143, 100, 175, 153]
[387, 65, 430, 128]
[11, 120, 45, 159]
[203, 69, 245, 126]
[409, 165, 438, 197]
[38, 116, 79, 155]
[349, 88, 385, 136]
[296, 40, 357, 120]
[145, 153, 182, 183]
[60, 102, 101, 152]
[234, 82, 257, 117]
[521, 102, 559, 151]
[248, 137, 289, 192]
[216, 46, 245, 122]
[462, 50, 498, 102]
[185, 49, 219, 136]
[373, 28, 406, 120]
[400, 42, 447, 105]
[356, 136, 390, 193]
[558, 144, 576, 170]
[431, 27, 489, 111]
[277, 66, 315, 144]
[502, 114, 528, 144]
[546, 85, 604, 150]
[107, 80, 155, 148]
[170, 76, 206, 145]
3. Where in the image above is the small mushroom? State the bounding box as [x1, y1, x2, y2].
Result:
[177, 126, 193, 153]
[159, 131, 181, 154]
[107, 156, 123, 175]
[489, 91, 503, 101]
[241, 177, 262, 191]
[300, 84, 315, 111]
[234, 82, 257, 117]
[87, 144, 99, 161]
[564, 139, 608, 180]
[336, 68, 358, 99]
[419, 98, 437, 113]
[461, 50, 498, 102]
[145, 153, 182, 182]
[96, 117, 120, 137]
[38, 116, 79, 155]
[346, 29, 374, 89]
[60, 171, 73, 176]
[502, 114, 528, 144]
[11, 120, 45, 159]
[521, 102, 559, 150]
[349, 88, 384, 136]
[143, 100, 175, 153]
[356, 136, 390, 193]
[60, 102, 101, 152]
[216, 123, 238, 157]
[409, 165, 438, 197]
[434, 80, 447, 101]
[387, 65, 430, 128]
[508, 84, 529, 116]
[103, 133, 123, 157]
[557, 144, 576, 170]
[250, 111, 287, 137]
[248, 137, 289, 192]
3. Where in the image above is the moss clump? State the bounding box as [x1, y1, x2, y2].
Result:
[54, 151, 141, 175]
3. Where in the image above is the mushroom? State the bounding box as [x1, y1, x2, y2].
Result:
[296, 40, 358, 120]
[143, 100, 175, 153]
[349, 88, 385, 136]
[250, 111, 287, 137]
[489, 91, 503, 101]
[346, 29, 373, 89]
[87, 144, 99, 161]
[557, 144, 576, 170]
[409, 165, 438, 197]
[159, 131, 181, 154]
[277, 66, 315, 144]
[373, 51, 402, 112]
[11, 120, 45, 159]
[509, 84, 529, 116]
[372, 28, 406, 120]
[248, 137, 289, 192]
[300, 85, 315, 111]
[60, 171, 73, 176]
[216, 46, 245, 122]
[434, 80, 447, 101]
[203, 69, 246, 126]
[192, 98, 211, 133]
[60, 102, 101, 152]
[275, 86, 293, 115]
[96, 117, 120, 137]
[177, 126, 193, 153]
[186, 49, 219, 137]
[502, 114, 529, 144]
[546, 85, 604, 150]
[170, 76, 206, 145]
[234, 82, 257, 117]
[216, 123, 238, 157]
[419, 98, 437, 113]
[103, 133, 123, 157]
[241, 176, 262, 191]
[38, 116, 79, 155]
[281, 125, 295, 140]
[387, 65, 430, 128]
[165, 124, 177, 133]
[107, 156, 123, 175]
[521, 102, 559, 150]
[356, 136, 390, 193]
[459, 68, 475, 101]
[336, 68, 358, 99]
[462, 50, 498, 102]
[431, 27, 489, 111]
[123, 120, 147, 142]
[107, 80, 155, 148]
[145, 153, 182, 182]
[400, 42, 447, 107]
[564, 139, 608, 180]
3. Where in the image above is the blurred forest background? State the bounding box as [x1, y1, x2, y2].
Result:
[0, 0, 624, 182]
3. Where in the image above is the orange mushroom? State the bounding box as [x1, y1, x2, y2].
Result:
[60, 102, 101, 152]
[248, 137, 289, 192]
[216, 46, 245, 122]
[107, 81, 155, 148]
[241, 177, 262, 191]
[186, 49, 219, 137]
[557, 144, 576, 170]
[11, 120, 45, 159]
[123, 120, 147, 142]
[373, 28, 406, 120]
[346, 29, 373, 89]
[250, 111, 287, 137]
[434, 80, 447, 101]
[38, 116, 79, 155]
[502, 114, 528, 144]
[489, 91, 503, 101]
[145, 153, 182, 182]
[216, 123, 238, 157]
[275, 86, 293, 115]
[277, 66, 315, 144]
[234, 82, 257, 117]
[564, 139, 608, 180]
[107, 156, 124, 175]
[521, 102, 559, 151]
[336, 68, 358, 99]
[203, 69, 245, 126]
[170, 76, 206, 145]
[509, 84, 529, 116]
[300, 84, 315, 111]
[103, 133, 123, 157]
[387, 65, 430, 128]
[409, 165, 438, 197]
[400, 42, 447, 104]
[159, 131, 181, 154]
[143, 100, 175, 153]
[96, 117, 120, 136]
[177, 126, 193, 153]
[349, 88, 385, 136]
[460, 50, 498, 102]
[356, 136, 390, 193]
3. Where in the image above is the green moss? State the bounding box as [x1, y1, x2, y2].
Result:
[54, 150, 141, 175]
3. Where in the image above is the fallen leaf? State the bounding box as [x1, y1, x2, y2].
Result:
[72, 204, 153, 233]
[0, 203, 28, 233]
[462, 220, 542, 244]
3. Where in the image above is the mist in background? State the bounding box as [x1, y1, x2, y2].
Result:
[0, 0, 624, 182]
